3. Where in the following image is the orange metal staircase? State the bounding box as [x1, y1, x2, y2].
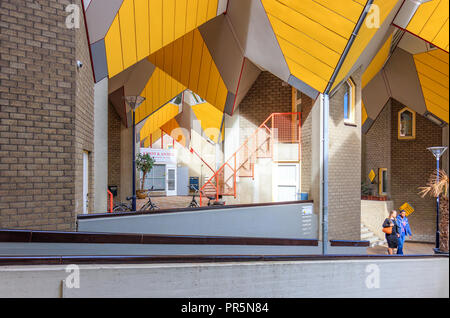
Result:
[200, 112, 301, 205]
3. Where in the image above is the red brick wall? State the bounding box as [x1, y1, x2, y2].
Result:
[238, 72, 292, 143]
[108, 103, 122, 203]
[363, 98, 443, 242]
[390, 99, 442, 242]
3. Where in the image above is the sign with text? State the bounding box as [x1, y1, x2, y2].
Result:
[141, 148, 177, 164]
[399, 202, 414, 216]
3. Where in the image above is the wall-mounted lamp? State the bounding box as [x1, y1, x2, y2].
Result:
[424, 111, 446, 127]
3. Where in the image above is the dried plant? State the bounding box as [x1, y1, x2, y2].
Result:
[419, 169, 449, 253]
[418, 169, 448, 199]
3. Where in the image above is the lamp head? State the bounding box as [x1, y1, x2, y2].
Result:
[427, 146, 448, 159]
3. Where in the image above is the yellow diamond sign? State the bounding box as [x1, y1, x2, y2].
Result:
[368, 169, 376, 183]
[399, 202, 414, 216]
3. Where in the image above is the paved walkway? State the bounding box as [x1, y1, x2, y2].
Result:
[137, 195, 196, 210]
[366, 242, 435, 255]
[137, 196, 436, 255]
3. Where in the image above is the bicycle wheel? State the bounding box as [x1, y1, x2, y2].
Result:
[113, 203, 131, 212]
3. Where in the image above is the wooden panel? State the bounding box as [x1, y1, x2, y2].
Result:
[149, 0, 163, 54]
[278, 37, 334, 82]
[266, 15, 340, 67]
[105, 0, 219, 79]
[119, 0, 138, 69]
[191, 102, 224, 143]
[362, 33, 393, 88]
[162, 0, 176, 47]
[104, 15, 124, 78]
[286, 58, 328, 92]
[135, 0, 150, 60]
[174, 0, 188, 39]
[136, 68, 186, 123]
[197, 0, 209, 27]
[331, 0, 399, 90]
[276, 0, 356, 39]
[261, 0, 369, 93]
[186, 0, 199, 31]
[312, 0, 364, 23]
[197, 44, 213, 98]
[413, 50, 449, 123]
[414, 60, 449, 88]
[406, 0, 449, 52]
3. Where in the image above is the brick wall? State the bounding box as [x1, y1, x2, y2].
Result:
[362, 101, 391, 195]
[108, 103, 121, 203]
[238, 72, 292, 143]
[362, 99, 443, 242]
[74, 0, 94, 219]
[328, 69, 362, 240]
[299, 92, 313, 194]
[390, 99, 441, 242]
[0, 0, 94, 230]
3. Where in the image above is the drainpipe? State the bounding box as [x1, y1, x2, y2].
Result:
[321, 0, 373, 254]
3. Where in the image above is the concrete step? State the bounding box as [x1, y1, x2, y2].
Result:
[361, 223, 386, 247]
[361, 231, 375, 239]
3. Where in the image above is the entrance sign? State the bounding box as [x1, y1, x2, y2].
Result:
[141, 148, 177, 164]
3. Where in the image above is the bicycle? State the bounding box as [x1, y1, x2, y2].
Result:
[188, 185, 225, 208]
[112, 188, 159, 212]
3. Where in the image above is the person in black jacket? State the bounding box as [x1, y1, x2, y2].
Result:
[383, 210, 401, 255]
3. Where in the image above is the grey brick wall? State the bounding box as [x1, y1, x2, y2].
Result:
[328, 69, 362, 240]
[0, 0, 94, 230]
[74, 0, 94, 218]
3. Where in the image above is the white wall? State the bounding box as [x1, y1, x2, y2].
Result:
[0, 257, 447, 297]
[361, 200, 393, 240]
[93, 78, 108, 213]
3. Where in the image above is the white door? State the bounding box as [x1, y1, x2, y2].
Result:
[273, 163, 299, 202]
[166, 165, 177, 196]
[83, 151, 89, 214]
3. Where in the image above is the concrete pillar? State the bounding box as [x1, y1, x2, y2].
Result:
[310, 96, 323, 240]
[93, 78, 108, 213]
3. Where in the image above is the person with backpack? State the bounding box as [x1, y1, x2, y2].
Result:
[382, 210, 401, 255]
[396, 209, 413, 255]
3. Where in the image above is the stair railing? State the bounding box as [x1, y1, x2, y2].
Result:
[199, 112, 301, 206]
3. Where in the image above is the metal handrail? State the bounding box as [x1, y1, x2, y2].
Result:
[199, 112, 301, 205]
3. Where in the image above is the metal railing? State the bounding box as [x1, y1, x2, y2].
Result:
[200, 112, 301, 205]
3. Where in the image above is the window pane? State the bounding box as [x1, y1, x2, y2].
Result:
[344, 91, 349, 120]
[400, 111, 413, 136]
[382, 170, 388, 193]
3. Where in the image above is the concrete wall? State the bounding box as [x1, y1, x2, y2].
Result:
[1, 257, 447, 297]
[78, 202, 317, 239]
[361, 200, 393, 241]
[93, 78, 108, 213]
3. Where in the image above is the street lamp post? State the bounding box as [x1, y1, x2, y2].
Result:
[124, 96, 145, 212]
[427, 146, 448, 252]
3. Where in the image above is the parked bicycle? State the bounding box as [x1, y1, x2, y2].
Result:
[188, 185, 225, 208]
[112, 188, 159, 212]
